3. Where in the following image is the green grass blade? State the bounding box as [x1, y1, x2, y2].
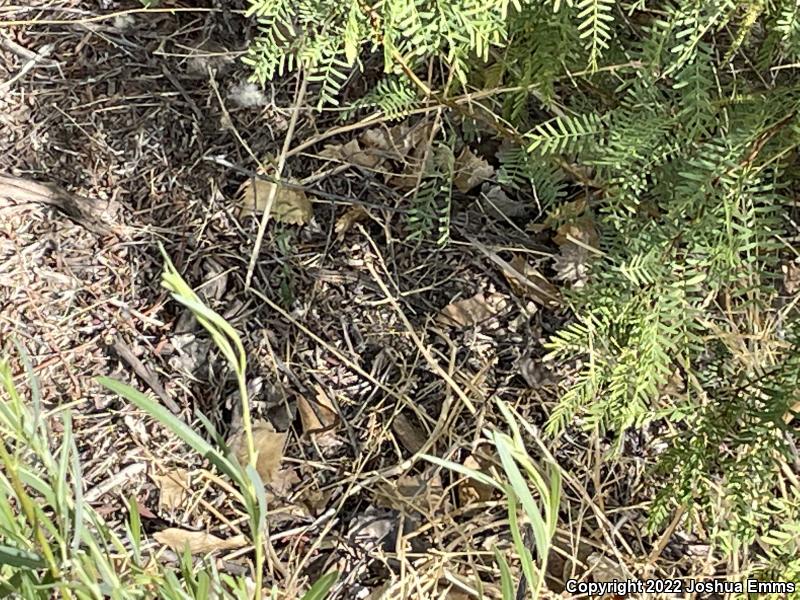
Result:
[494, 547, 515, 600]
[420, 454, 503, 492]
[300, 571, 339, 600]
[0, 544, 46, 569]
[98, 377, 242, 487]
[494, 434, 549, 561]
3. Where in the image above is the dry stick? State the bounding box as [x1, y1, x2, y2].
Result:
[643, 506, 686, 578]
[245, 75, 308, 290]
[0, 6, 220, 27]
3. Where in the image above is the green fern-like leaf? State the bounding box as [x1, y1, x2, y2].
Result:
[526, 113, 603, 155]
[573, 0, 614, 70]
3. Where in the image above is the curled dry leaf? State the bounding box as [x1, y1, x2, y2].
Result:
[238, 178, 313, 224]
[436, 292, 508, 328]
[453, 147, 494, 193]
[153, 528, 248, 555]
[227, 419, 287, 484]
[153, 468, 189, 511]
[502, 255, 560, 307]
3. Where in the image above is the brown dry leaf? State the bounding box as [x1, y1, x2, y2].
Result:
[384, 121, 435, 191]
[552, 216, 599, 290]
[320, 138, 384, 169]
[297, 388, 337, 432]
[267, 467, 300, 498]
[436, 292, 507, 328]
[238, 178, 313, 224]
[457, 454, 495, 505]
[335, 206, 370, 237]
[153, 468, 189, 511]
[503, 256, 560, 307]
[153, 528, 248, 555]
[228, 420, 287, 484]
[452, 147, 494, 193]
[391, 412, 428, 454]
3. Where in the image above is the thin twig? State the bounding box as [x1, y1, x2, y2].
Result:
[0, 6, 221, 27]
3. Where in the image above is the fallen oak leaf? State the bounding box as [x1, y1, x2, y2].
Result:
[153, 528, 248, 555]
